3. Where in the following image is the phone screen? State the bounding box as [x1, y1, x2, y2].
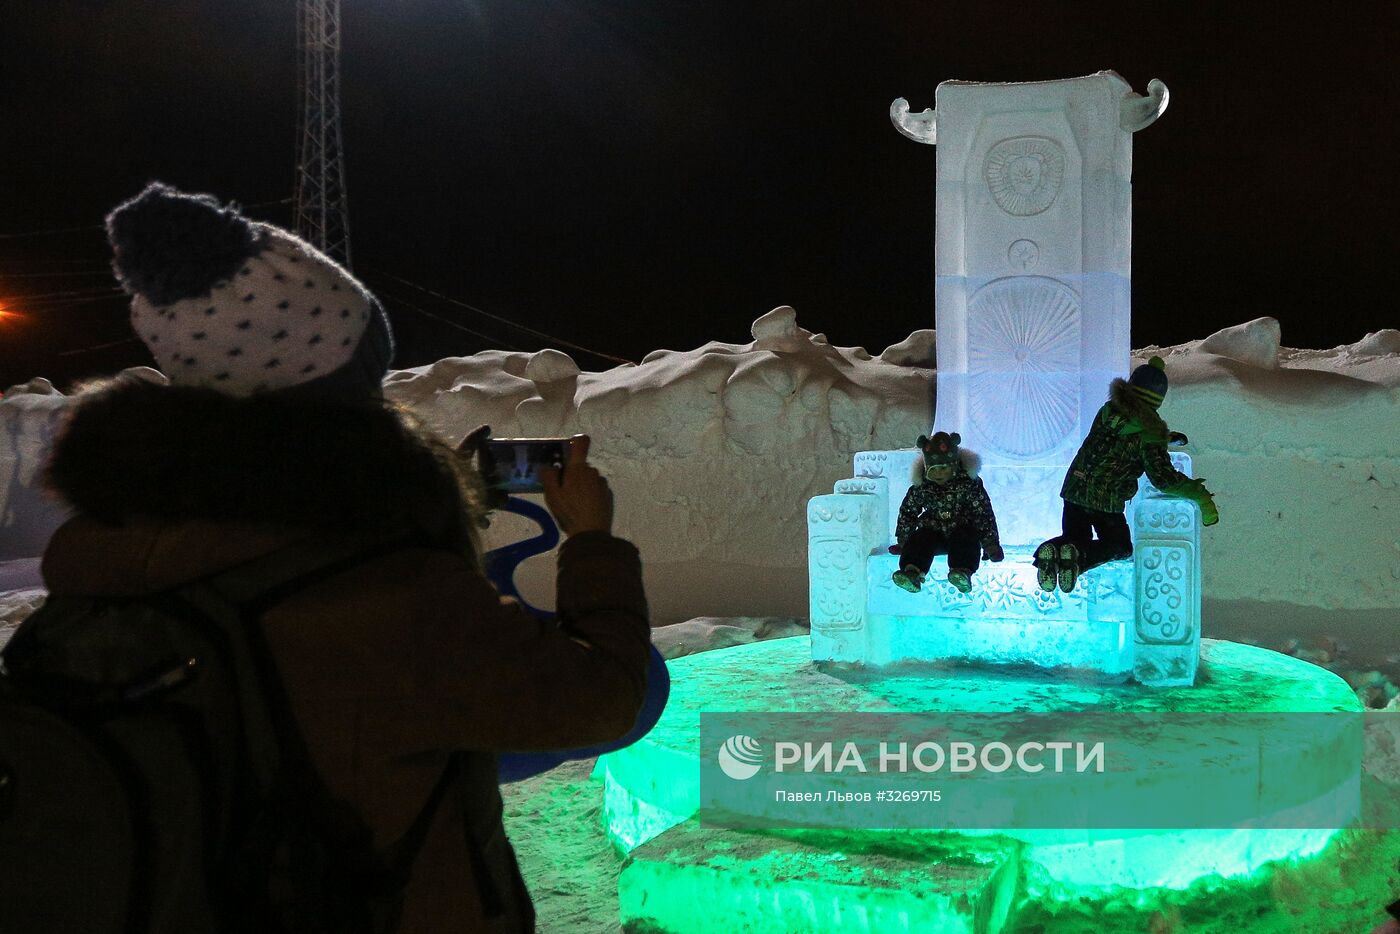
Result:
[484, 439, 568, 494]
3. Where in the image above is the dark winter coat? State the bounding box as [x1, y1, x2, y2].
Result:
[894, 467, 1001, 552]
[1060, 378, 1191, 513]
[39, 379, 651, 934]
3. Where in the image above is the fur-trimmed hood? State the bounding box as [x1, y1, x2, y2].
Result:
[909, 447, 982, 484]
[46, 379, 483, 555]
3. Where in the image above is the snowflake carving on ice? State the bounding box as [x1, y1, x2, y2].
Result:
[983, 136, 1066, 216]
[967, 276, 1082, 458]
[977, 573, 1017, 610]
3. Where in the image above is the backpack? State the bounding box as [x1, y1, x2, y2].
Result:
[0, 533, 454, 934]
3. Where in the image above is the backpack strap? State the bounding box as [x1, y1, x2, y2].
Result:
[380, 753, 460, 880]
[194, 529, 459, 917]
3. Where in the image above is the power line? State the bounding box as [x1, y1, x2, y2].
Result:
[365, 268, 635, 366]
[374, 287, 527, 352]
[56, 336, 141, 357]
[13, 293, 128, 314]
[8, 285, 124, 304]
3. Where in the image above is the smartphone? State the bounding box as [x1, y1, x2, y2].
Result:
[483, 438, 570, 494]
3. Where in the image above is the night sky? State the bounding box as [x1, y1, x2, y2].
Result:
[2, 1, 1395, 388]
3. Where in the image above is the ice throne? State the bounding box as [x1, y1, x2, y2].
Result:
[807, 72, 1200, 686]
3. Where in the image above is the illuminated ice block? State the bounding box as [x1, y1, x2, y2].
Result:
[1132, 461, 1203, 687]
[619, 821, 1021, 934]
[807, 489, 884, 663]
[864, 547, 1134, 674]
[808, 452, 1200, 686]
[600, 638, 1360, 893]
[891, 71, 1168, 538]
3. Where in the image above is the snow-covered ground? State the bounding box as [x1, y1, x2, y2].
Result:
[3, 309, 1398, 680]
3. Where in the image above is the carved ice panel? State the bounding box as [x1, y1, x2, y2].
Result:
[967, 276, 1082, 460]
[808, 496, 874, 633]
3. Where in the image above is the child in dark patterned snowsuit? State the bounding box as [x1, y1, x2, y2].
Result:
[892, 431, 1004, 594]
[1034, 356, 1218, 594]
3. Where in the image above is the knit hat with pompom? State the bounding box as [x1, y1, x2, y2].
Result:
[106, 182, 393, 399]
[1128, 356, 1169, 408]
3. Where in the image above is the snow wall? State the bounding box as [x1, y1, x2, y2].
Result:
[4, 310, 1399, 644]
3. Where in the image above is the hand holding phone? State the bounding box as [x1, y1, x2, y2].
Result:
[539, 435, 613, 536]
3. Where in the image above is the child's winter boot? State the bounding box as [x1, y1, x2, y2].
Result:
[946, 568, 972, 594]
[1035, 542, 1058, 592]
[892, 565, 924, 593]
[1057, 543, 1080, 594]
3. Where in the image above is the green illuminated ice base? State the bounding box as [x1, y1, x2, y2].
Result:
[620, 822, 1023, 934]
[602, 637, 1369, 932]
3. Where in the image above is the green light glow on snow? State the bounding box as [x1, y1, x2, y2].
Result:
[601, 636, 1365, 931]
[620, 822, 1023, 934]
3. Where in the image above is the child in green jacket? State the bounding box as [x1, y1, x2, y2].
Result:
[892, 431, 1004, 594]
[1035, 357, 1218, 593]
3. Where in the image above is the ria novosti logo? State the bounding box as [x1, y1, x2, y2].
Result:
[717, 735, 764, 780]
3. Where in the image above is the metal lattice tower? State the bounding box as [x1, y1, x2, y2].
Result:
[294, 0, 352, 268]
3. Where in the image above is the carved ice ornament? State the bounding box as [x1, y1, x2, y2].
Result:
[983, 137, 1066, 217]
[889, 98, 937, 144]
[1120, 78, 1170, 132]
[890, 76, 1169, 146]
[967, 276, 1081, 458]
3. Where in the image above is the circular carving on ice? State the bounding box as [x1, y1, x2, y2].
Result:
[967, 276, 1081, 458]
[984, 137, 1066, 216]
[1008, 239, 1040, 271]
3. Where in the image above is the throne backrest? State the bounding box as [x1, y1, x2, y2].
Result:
[912, 74, 1157, 538]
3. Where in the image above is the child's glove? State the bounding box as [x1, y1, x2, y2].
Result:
[983, 543, 1005, 562]
[1166, 477, 1219, 526]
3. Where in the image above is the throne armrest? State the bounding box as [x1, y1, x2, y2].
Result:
[808, 487, 883, 662]
[1132, 491, 1202, 687]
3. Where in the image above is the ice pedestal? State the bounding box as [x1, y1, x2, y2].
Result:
[602, 637, 1362, 933]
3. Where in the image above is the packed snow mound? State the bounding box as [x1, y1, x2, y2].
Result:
[383, 310, 1400, 620]
[1353, 329, 1400, 356]
[650, 616, 810, 660]
[0, 384, 77, 560]
[879, 329, 938, 368]
[523, 348, 580, 383]
[4, 311, 1399, 628]
[1194, 317, 1282, 368]
[386, 307, 932, 462]
[1143, 322, 1400, 394]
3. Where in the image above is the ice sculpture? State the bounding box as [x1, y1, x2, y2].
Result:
[810, 450, 1200, 685]
[808, 73, 1198, 687]
[892, 71, 1168, 543]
